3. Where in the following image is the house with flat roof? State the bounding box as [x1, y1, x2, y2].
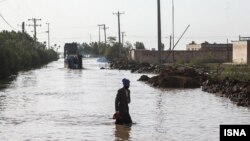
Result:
[187, 41, 232, 51]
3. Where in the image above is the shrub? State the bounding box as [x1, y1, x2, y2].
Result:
[0, 31, 58, 79]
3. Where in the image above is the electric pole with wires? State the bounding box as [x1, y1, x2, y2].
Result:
[113, 11, 124, 58]
[97, 24, 103, 43]
[28, 18, 41, 48]
[172, 0, 176, 63]
[102, 24, 109, 46]
[46, 23, 50, 49]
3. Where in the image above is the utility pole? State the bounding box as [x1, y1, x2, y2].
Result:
[17, 22, 26, 33]
[157, 0, 162, 65]
[169, 35, 172, 50]
[172, 0, 175, 48]
[122, 32, 126, 47]
[46, 23, 50, 49]
[113, 11, 125, 58]
[172, 0, 175, 63]
[28, 18, 41, 47]
[97, 24, 103, 43]
[102, 24, 109, 45]
[22, 22, 25, 33]
[227, 38, 230, 62]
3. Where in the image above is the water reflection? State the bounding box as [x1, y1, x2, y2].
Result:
[115, 125, 131, 141]
[19, 71, 37, 88]
[0, 95, 6, 111]
[155, 93, 167, 134]
[0, 76, 16, 90]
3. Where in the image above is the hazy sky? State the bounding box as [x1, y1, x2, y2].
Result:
[1, 0, 250, 51]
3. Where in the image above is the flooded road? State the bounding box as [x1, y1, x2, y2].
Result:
[0, 59, 250, 141]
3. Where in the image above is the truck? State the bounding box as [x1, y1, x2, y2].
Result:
[64, 43, 83, 69]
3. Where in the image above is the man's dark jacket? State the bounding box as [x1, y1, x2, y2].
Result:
[115, 88, 131, 114]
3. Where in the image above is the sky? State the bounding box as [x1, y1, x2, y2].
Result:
[1, 0, 250, 52]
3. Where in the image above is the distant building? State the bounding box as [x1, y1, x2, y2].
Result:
[233, 40, 250, 64]
[239, 36, 250, 41]
[186, 41, 232, 51]
[186, 41, 201, 51]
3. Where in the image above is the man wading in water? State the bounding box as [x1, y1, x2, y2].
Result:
[114, 78, 132, 125]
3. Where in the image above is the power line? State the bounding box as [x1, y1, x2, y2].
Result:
[28, 18, 41, 40]
[98, 24, 109, 45]
[125, 35, 239, 39]
[126, 35, 157, 38]
[0, 13, 17, 31]
[54, 25, 97, 30]
[40, 36, 99, 40]
[37, 31, 47, 34]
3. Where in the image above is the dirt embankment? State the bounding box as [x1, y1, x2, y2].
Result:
[110, 59, 205, 89]
[138, 66, 203, 89]
[202, 78, 250, 107]
[109, 59, 250, 107]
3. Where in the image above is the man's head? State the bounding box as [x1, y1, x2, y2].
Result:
[122, 78, 130, 89]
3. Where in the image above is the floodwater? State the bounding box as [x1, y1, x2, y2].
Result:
[0, 59, 250, 141]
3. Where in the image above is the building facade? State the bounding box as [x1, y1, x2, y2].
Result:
[130, 39, 250, 65]
[233, 40, 250, 64]
[186, 41, 201, 51]
[186, 41, 232, 51]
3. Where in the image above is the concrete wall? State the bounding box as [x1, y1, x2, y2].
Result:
[130, 50, 232, 64]
[233, 41, 250, 64]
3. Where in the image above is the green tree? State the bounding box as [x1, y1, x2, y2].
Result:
[105, 43, 119, 59]
[89, 42, 99, 56]
[134, 41, 145, 50]
[124, 41, 133, 50]
[0, 31, 58, 79]
[107, 36, 116, 45]
[79, 42, 92, 55]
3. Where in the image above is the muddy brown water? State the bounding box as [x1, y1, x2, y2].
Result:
[0, 59, 250, 141]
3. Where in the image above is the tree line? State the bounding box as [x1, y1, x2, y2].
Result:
[78, 36, 146, 59]
[0, 31, 58, 79]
